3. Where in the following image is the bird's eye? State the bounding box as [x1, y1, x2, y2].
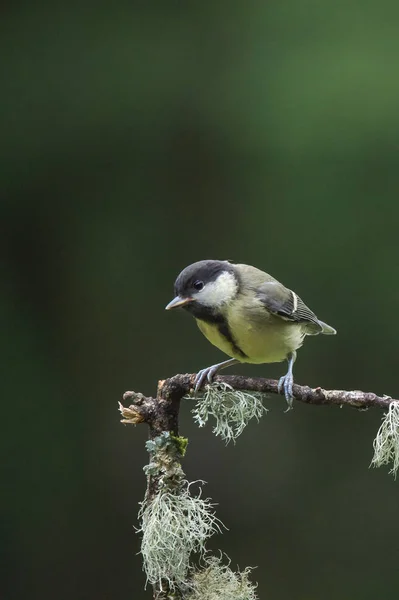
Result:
[193, 280, 204, 291]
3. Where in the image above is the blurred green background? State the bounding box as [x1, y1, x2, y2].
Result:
[2, 2, 399, 599]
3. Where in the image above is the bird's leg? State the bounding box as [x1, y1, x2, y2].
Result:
[194, 358, 239, 392]
[278, 351, 297, 410]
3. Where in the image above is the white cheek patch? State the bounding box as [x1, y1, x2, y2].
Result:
[194, 272, 238, 307]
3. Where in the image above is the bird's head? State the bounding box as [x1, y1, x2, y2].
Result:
[165, 260, 238, 314]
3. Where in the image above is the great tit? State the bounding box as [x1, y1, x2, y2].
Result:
[165, 260, 336, 408]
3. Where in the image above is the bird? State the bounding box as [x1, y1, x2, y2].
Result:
[165, 260, 336, 408]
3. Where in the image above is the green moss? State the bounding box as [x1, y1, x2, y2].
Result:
[171, 435, 189, 457]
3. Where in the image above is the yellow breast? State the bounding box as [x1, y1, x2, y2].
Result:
[196, 319, 240, 359]
[195, 299, 305, 365]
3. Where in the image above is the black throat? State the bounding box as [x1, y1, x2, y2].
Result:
[184, 302, 247, 359]
[183, 301, 221, 323]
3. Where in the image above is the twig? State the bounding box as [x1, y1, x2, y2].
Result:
[119, 375, 394, 597]
[120, 380, 188, 599]
[122, 374, 393, 415]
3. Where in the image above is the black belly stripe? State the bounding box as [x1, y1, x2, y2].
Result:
[217, 321, 248, 359]
[184, 302, 247, 359]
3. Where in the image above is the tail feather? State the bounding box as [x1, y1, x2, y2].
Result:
[318, 320, 337, 335]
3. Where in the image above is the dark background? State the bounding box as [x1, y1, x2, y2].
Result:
[2, 2, 399, 599]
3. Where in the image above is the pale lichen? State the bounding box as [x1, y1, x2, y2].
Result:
[143, 431, 185, 483]
[139, 481, 223, 589]
[187, 554, 258, 600]
[371, 401, 399, 478]
[190, 382, 267, 443]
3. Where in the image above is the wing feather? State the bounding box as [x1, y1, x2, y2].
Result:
[256, 281, 323, 333]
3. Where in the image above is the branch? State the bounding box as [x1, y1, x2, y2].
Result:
[122, 374, 393, 416]
[119, 375, 396, 597]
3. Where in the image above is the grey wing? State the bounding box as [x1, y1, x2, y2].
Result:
[256, 281, 323, 334]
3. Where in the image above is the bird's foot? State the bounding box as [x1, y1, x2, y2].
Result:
[193, 358, 238, 393]
[278, 373, 294, 411]
[194, 365, 220, 393]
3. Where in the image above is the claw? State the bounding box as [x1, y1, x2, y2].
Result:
[278, 375, 294, 411]
[194, 367, 214, 392]
[194, 365, 222, 392]
[278, 351, 296, 411]
[193, 358, 239, 393]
